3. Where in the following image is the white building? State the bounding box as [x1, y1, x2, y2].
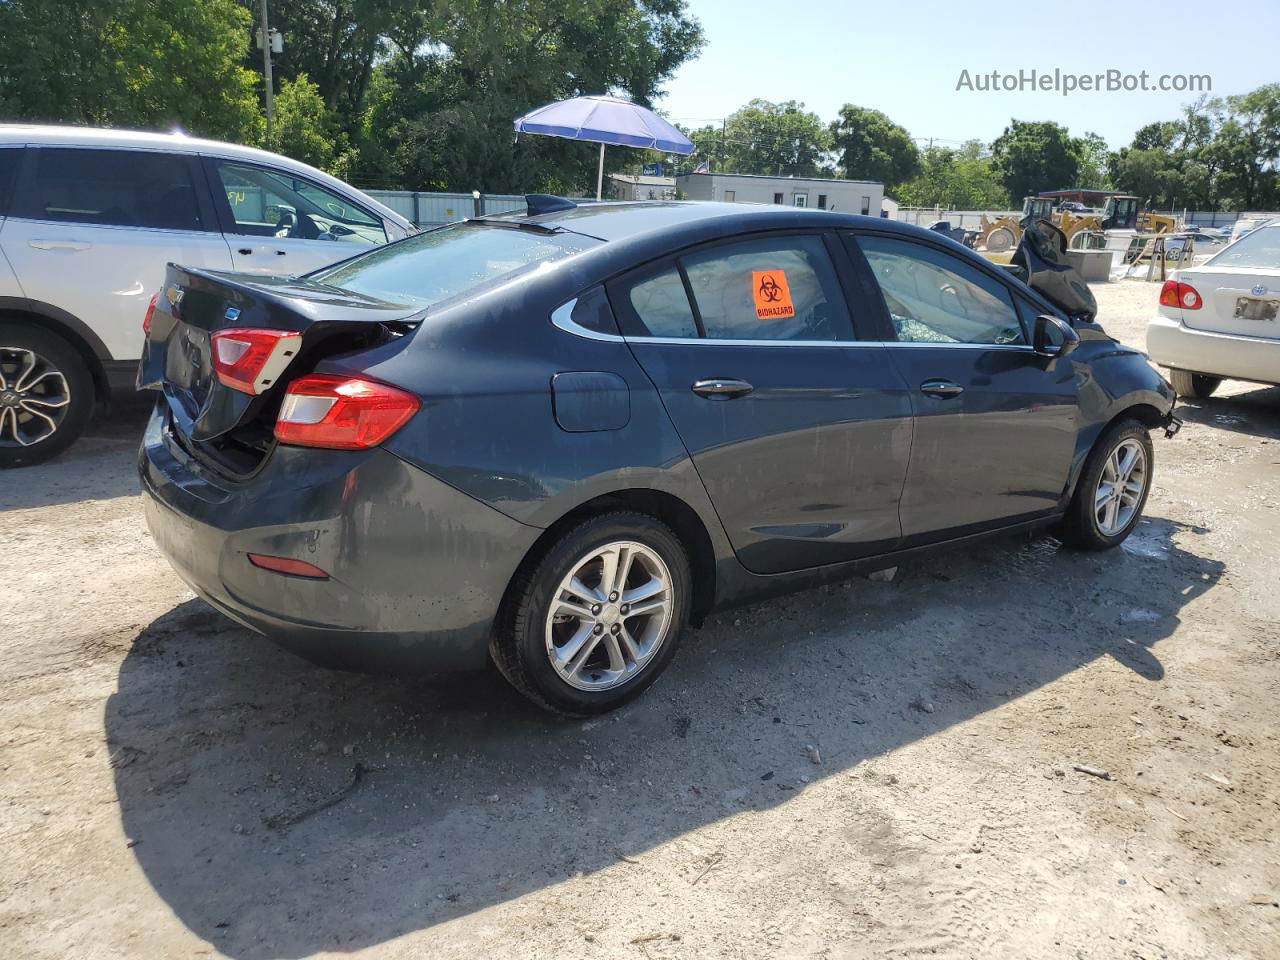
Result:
[608, 174, 677, 201]
[674, 172, 884, 215]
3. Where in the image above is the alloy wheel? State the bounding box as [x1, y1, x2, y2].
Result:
[1094, 438, 1147, 536]
[0, 347, 72, 448]
[544, 540, 675, 692]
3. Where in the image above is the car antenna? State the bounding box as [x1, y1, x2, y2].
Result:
[525, 194, 578, 216]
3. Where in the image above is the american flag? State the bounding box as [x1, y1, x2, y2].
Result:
[693, 161, 709, 174]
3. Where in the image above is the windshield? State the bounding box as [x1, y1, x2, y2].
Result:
[1207, 225, 1280, 269]
[311, 222, 600, 308]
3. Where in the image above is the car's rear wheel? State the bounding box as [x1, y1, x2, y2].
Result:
[1168, 368, 1221, 399]
[491, 511, 691, 715]
[1057, 419, 1154, 550]
[0, 324, 94, 468]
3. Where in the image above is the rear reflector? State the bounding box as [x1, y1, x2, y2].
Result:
[1159, 280, 1203, 310]
[274, 374, 419, 450]
[211, 327, 303, 394]
[142, 292, 159, 336]
[247, 553, 329, 579]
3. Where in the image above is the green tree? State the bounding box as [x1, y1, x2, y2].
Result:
[684, 100, 831, 177]
[267, 74, 355, 177]
[1209, 84, 1280, 209]
[894, 140, 1008, 209]
[0, 0, 261, 141]
[829, 105, 919, 186]
[1072, 132, 1110, 190]
[989, 120, 1080, 203]
[359, 0, 705, 192]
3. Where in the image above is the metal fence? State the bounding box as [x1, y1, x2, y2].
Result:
[891, 206, 1279, 231]
[365, 192, 1280, 233]
[364, 190, 528, 227]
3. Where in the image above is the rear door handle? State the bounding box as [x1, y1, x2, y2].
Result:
[920, 379, 964, 398]
[692, 378, 754, 399]
[29, 239, 91, 252]
[236, 247, 287, 256]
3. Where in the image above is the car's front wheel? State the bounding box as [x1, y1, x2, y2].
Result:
[0, 324, 94, 468]
[1168, 368, 1221, 400]
[1057, 419, 1154, 550]
[492, 512, 691, 715]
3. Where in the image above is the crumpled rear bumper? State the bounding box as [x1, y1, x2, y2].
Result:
[139, 404, 542, 672]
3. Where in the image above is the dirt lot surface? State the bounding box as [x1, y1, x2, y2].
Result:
[2, 279, 1278, 959]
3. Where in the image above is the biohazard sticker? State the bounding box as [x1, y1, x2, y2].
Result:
[752, 270, 795, 320]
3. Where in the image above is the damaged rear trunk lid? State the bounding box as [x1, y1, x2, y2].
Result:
[138, 265, 421, 468]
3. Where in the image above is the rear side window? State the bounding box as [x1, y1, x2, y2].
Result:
[627, 267, 698, 338]
[16, 148, 205, 231]
[313, 222, 599, 309]
[1207, 225, 1280, 269]
[0, 147, 22, 216]
[857, 235, 1026, 345]
[681, 235, 853, 341]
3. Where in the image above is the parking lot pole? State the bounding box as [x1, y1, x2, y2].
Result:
[261, 0, 274, 139]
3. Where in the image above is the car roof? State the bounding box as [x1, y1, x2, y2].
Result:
[0, 124, 413, 229]
[517, 200, 907, 242]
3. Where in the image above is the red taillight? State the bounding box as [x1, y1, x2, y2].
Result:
[247, 553, 329, 579]
[142, 292, 159, 336]
[1159, 280, 1202, 310]
[211, 328, 302, 394]
[274, 374, 419, 450]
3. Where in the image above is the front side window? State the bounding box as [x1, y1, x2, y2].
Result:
[313, 221, 598, 310]
[858, 234, 1026, 345]
[681, 235, 853, 341]
[17, 148, 204, 231]
[213, 161, 386, 244]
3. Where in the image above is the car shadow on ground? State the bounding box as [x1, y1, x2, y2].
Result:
[1175, 383, 1280, 440]
[0, 395, 152, 512]
[105, 515, 1221, 959]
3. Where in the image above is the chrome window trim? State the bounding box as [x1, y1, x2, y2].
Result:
[550, 298, 626, 343]
[552, 299, 1033, 351]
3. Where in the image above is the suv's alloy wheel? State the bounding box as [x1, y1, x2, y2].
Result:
[0, 326, 93, 468]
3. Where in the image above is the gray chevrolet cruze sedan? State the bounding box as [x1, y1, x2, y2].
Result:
[138, 200, 1177, 714]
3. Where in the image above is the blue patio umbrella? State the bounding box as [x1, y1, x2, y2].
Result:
[513, 95, 694, 200]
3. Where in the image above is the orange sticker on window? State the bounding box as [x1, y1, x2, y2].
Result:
[752, 270, 795, 320]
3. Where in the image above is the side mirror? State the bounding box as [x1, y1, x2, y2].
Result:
[1033, 314, 1080, 359]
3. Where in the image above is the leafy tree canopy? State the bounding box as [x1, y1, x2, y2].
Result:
[829, 104, 919, 186]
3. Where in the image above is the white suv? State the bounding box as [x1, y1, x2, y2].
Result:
[0, 125, 415, 466]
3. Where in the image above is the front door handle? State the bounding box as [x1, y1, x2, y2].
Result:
[692, 378, 754, 399]
[236, 247, 287, 256]
[29, 239, 91, 252]
[920, 379, 964, 398]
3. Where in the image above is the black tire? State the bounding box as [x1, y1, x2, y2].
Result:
[1168, 368, 1221, 400]
[490, 511, 692, 715]
[0, 324, 95, 468]
[1057, 419, 1154, 551]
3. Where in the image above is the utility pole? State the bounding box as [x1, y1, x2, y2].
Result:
[260, 0, 274, 139]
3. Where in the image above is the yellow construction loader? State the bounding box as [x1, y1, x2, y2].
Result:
[980, 194, 1176, 252]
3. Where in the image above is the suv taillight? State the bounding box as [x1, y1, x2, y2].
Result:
[1159, 280, 1203, 310]
[142, 292, 159, 336]
[274, 374, 419, 450]
[211, 328, 302, 394]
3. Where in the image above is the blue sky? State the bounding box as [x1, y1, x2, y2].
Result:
[659, 0, 1280, 150]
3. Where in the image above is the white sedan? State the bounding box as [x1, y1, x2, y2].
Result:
[1147, 221, 1280, 398]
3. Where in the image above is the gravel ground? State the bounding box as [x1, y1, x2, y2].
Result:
[2, 278, 1278, 959]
